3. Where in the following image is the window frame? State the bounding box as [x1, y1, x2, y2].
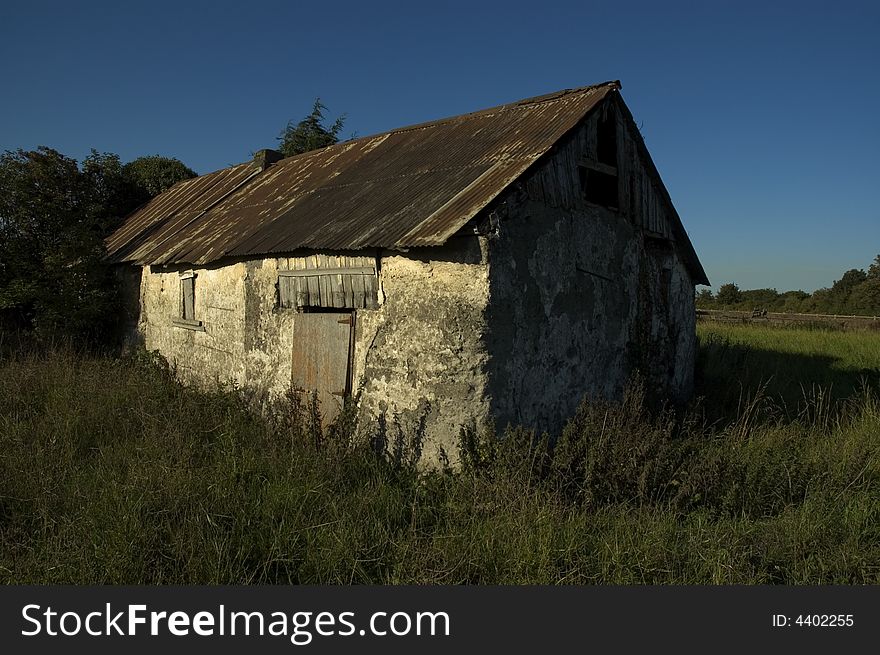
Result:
[578, 159, 620, 211]
[172, 270, 204, 331]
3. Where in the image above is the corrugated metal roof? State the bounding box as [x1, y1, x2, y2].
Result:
[107, 82, 618, 266]
[105, 80, 706, 285]
[105, 163, 258, 264]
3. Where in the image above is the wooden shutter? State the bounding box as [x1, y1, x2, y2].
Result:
[279, 266, 377, 309]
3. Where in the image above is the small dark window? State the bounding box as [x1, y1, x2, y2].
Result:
[580, 166, 619, 209]
[181, 276, 195, 320]
[597, 113, 618, 167]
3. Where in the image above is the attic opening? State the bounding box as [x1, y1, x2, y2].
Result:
[597, 112, 618, 167]
[579, 107, 620, 210]
[579, 166, 619, 210]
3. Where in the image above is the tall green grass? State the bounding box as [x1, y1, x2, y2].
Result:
[697, 322, 880, 423]
[0, 326, 878, 584]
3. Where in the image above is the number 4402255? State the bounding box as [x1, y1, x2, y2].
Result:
[796, 615, 854, 627]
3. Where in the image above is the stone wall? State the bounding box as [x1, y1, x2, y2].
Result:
[135, 238, 492, 461]
[485, 197, 642, 434]
[354, 237, 491, 463]
[138, 262, 249, 388]
[483, 108, 696, 435]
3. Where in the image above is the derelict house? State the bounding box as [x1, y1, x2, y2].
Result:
[106, 80, 708, 460]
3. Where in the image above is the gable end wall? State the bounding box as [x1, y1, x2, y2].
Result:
[484, 100, 696, 434]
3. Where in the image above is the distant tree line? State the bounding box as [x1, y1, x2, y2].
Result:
[697, 255, 880, 316]
[0, 147, 196, 344]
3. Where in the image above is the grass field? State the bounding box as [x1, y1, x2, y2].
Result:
[697, 322, 880, 422]
[0, 324, 878, 584]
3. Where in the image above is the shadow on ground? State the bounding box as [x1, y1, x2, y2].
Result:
[695, 335, 879, 425]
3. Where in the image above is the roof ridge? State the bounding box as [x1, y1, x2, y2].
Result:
[375, 80, 621, 137]
[196, 81, 623, 175]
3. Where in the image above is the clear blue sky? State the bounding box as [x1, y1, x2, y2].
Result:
[2, 0, 878, 292]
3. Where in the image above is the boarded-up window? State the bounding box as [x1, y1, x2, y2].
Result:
[181, 275, 195, 320]
[279, 266, 378, 309]
[172, 272, 203, 330]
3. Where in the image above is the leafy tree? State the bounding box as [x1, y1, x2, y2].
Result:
[848, 279, 880, 316]
[82, 150, 131, 233]
[780, 290, 809, 313]
[803, 288, 833, 314]
[867, 254, 880, 280]
[122, 155, 196, 204]
[277, 98, 346, 157]
[0, 146, 196, 343]
[831, 268, 867, 296]
[695, 289, 714, 308]
[827, 269, 867, 313]
[0, 147, 113, 339]
[715, 282, 742, 307]
[740, 288, 779, 308]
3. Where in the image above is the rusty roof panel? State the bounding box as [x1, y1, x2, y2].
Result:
[105, 163, 257, 264]
[107, 82, 618, 266]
